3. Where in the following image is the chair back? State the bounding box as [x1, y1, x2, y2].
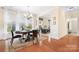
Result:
[32, 30, 39, 37]
[11, 30, 14, 37]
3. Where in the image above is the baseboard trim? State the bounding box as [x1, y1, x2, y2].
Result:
[50, 35, 68, 40]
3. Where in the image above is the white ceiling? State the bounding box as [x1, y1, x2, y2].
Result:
[64, 6, 79, 12]
[6, 6, 54, 17]
[5, 6, 79, 18]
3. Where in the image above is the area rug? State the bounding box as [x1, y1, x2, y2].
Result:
[5, 38, 35, 52]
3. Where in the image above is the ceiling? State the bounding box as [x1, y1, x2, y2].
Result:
[6, 6, 54, 17]
[5, 6, 79, 18]
[64, 6, 79, 12]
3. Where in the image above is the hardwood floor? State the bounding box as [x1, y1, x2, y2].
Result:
[0, 40, 5, 52]
[16, 35, 79, 52]
[0, 35, 79, 52]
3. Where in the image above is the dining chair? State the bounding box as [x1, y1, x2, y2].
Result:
[25, 31, 33, 42]
[32, 30, 39, 44]
[25, 30, 39, 44]
[10, 30, 22, 46]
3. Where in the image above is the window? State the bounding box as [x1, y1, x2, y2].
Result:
[4, 9, 33, 34]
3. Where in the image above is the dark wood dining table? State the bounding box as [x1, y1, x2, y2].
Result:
[15, 31, 28, 35]
[16, 30, 33, 33]
[15, 30, 33, 42]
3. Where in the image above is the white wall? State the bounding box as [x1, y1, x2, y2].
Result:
[50, 7, 59, 39]
[50, 17, 58, 39]
[50, 7, 67, 39]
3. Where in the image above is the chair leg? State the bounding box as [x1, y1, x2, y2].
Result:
[33, 37, 35, 44]
[36, 37, 39, 43]
[11, 38, 14, 46]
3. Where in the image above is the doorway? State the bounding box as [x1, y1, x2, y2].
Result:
[67, 18, 79, 36]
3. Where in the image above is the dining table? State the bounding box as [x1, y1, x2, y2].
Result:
[15, 30, 33, 42]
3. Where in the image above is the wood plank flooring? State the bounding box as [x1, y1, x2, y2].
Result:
[0, 40, 5, 52]
[0, 35, 79, 52]
[16, 35, 79, 52]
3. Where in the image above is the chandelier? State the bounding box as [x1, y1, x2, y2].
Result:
[24, 6, 33, 19]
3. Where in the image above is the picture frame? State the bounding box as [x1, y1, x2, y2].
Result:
[53, 17, 56, 25]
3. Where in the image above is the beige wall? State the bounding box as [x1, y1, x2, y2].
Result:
[58, 7, 67, 38]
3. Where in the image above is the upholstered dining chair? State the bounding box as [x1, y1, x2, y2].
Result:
[25, 30, 39, 44]
[11, 30, 22, 46]
[32, 30, 39, 44]
[25, 31, 33, 42]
